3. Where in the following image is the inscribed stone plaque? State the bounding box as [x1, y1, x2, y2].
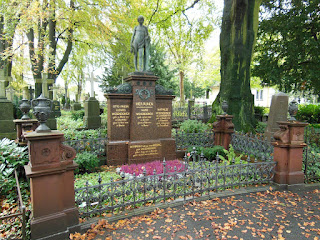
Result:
[265, 92, 289, 141]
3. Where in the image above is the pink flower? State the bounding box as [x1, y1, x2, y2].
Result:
[187, 153, 191, 157]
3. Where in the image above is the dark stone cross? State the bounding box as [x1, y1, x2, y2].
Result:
[28, 86, 35, 100]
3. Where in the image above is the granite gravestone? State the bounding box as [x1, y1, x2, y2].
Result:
[105, 75, 176, 165]
[265, 92, 289, 141]
[0, 74, 16, 139]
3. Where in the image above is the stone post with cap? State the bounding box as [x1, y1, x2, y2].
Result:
[213, 100, 235, 150]
[24, 94, 79, 239]
[272, 100, 308, 186]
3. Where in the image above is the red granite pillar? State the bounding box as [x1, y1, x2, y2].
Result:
[213, 115, 235, 150]
[273, 121, 308, 185]
[24, 131, 79, 240]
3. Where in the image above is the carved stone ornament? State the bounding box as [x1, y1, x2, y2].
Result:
[288, 100, 298, 121]
[61, 144, 77, 162]
[155, 84, 174, 95]
[135, 88, 154, 100]
[273, 124, 290, 144]
[31, 94, 52, 133]
[19, 99, 31, 120]
[221, 100, 228, 115]
[105, 83, 132, 94]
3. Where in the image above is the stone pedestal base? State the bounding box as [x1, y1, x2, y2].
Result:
[0, 99, 15, 139]
[107, 141, 128, 165]
[107, 138, 176, 165]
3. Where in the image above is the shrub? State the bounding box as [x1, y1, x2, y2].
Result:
[296, 104, 320, 124]
[187, 146, 226, 160]
[74, 151, 99, 174]
[71, 110, 85, 121]
[254, 106, 266, 116]
[255, 122, 267, 134]
[57, 115, 84, 130]
[179, 120, 211, 133]
[0, 138, 29, 197]
[62, 128, 107, 140]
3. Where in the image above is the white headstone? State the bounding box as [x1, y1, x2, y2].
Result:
[86, 73, 97, 98]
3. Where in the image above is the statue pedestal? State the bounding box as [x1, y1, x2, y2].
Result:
[106, 74, 176, 165]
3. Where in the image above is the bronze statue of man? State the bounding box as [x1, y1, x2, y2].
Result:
[131, 16, 150, 72]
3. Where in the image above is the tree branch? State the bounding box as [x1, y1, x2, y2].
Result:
[148, 0, 160, 26]
[155, 0, 200, 24]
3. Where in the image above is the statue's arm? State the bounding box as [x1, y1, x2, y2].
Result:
[131, 27, 136, 44]
[144, 26, 150, 44]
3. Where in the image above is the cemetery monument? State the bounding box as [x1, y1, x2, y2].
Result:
[83, 73, 101, 129]
[105, 16, 176, 165]
[0, 73, 16, 139]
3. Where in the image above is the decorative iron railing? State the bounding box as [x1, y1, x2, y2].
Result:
[0, 170, 27, 240]
[174, 130, 215, 151]
[75, 153, 276, 218]
[63, 137, 107, 155]
[172, 101, 211, 122]
[303, 126, 320, 182]
[63, 129, 107, 155]
[231, 132, 274, 161]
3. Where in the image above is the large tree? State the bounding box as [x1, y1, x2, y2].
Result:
[213, 0, 262, 131]
[21, 0, 109, 98]
[252, 0, 320, 96]
[156, 0, 215, 103]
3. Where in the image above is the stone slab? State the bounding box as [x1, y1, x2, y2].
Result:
[265, 92, 289, 140]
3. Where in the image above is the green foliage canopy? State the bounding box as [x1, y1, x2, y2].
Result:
[253, 0, 320, 95]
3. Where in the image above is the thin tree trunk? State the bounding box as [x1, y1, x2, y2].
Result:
[214, 0, 262, 131]
[179, 70, 185, 104]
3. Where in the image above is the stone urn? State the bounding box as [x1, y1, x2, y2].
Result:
[19, 99, 31, 120]
[31, 94, 52, 132]
[221, 100, 228, 115]
[288, 100, 298, 121]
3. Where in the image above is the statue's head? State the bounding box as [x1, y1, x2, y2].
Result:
[137, 15, 144, 24]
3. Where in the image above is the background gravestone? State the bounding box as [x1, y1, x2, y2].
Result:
[265, 92, 289, 141]
[83, 74, 101, 129]
[0, 75, 16, 139]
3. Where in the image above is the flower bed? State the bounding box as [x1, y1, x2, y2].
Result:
[117, 160, 186, 178]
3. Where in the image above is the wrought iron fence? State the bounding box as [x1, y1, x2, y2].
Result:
[231, 132, 274, 161]
[303, 126, 320, 182]
[0, 170, 27, 240]
[63, 137, 107, 155]
[63, 130, 107, 155]
[174, 130, 215, 151]
[172, 101, 211, 122]
[75, 153, 276, 218]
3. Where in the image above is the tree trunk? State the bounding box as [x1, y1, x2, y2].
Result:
[214, 0, 262, 131]
[179, 70, 185, 104]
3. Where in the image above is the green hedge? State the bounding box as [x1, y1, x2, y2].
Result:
[296, 104, 320, 124]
